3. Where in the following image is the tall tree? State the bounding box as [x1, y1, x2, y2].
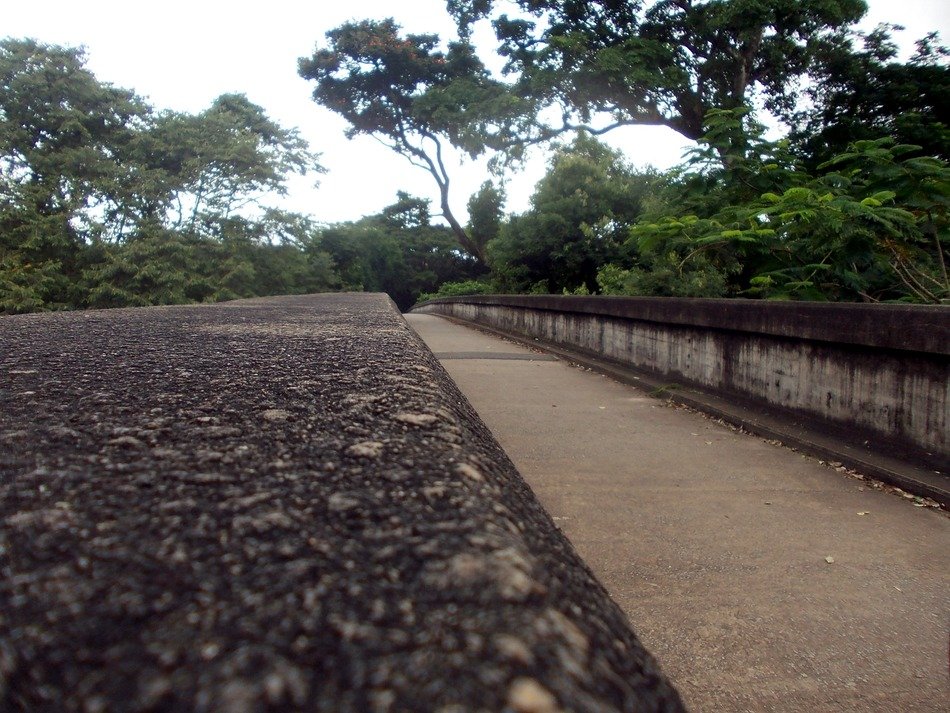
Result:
[466, 180, 506, 255]
[489, 134, 653, 292]
[299, 19, 526, 262]
[150, 93, 322, 237]
[788, 27, 950, 165]
[0, 38, 149, 306]
[448, 0, 868, 143]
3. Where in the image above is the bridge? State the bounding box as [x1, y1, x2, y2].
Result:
[1, 293, 947, 711]
[407, 306, 948, 712]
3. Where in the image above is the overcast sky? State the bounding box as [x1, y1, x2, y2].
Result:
[5, 1, 949, 227]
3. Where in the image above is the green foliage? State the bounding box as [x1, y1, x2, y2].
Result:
[487, 134, 654, 293]
[8, 11, 946, 314]
[299, 20, 526, 261]
[0, 251, 63, 313]
[466, 180, 505, 257]
[0, 38, 149, 307]
[788, 26, 950, 165]
[448, 0, 868, 143]
[597, 253, 730, 298]
[292, 3, 948, 306]
[80, 229, 196, 308]
[152, 94, 322, 236]
[0, 39, 331, 314]
[617, 111, 949, 302]
[416, 278, 495, 304]
[318, 193, 486, 310]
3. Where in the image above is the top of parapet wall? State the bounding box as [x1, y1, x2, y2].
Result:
[0, 293, 682, 711]
[415, 295, 950, 355]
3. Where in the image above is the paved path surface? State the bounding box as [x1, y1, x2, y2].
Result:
[2, 295, 683, 712]
[407, 313, 950, 713]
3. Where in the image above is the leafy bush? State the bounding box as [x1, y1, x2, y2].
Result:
[415, 279, 495, 304]
[609, 109, 949, 302]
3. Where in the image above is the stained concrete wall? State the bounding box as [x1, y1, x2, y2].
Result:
[414, 296, 950, 468]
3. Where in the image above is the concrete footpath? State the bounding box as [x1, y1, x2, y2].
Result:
[407, 313, 950, 713]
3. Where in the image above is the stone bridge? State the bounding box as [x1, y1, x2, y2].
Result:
[1, 293, 947, 712]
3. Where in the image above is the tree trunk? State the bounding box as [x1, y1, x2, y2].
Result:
[440, 188, 486, 264]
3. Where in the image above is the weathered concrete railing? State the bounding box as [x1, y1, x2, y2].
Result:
[0, 294, 683, 711]
[414, 296, 949, 476]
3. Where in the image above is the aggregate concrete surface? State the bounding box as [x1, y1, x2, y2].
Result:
[0, 294, 685, 712]
[407, 313, 950, 713]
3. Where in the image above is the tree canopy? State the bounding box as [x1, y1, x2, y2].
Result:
[789, 26, 950, 165]
[299, 19, 526, 262]
[489, 134, 654, 293]
[0, 39, 332, 313]
[5, 3, 949, 314]
[150, 93, 320, 237]
[447, 0, 869, 142]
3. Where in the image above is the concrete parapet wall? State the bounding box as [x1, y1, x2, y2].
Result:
[414, 296, 950, 468]
[0, 294, 683, 711]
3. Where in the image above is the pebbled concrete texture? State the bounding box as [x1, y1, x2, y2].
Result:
[407, 313, 950, 713]
[0, 294, 686, 712]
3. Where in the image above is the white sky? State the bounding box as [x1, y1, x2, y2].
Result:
[5, 1, 950, 227]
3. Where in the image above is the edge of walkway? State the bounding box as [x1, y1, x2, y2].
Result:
[423, 313, 949, 508]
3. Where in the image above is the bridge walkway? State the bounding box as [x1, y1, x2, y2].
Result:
[406, 313, 949, 713]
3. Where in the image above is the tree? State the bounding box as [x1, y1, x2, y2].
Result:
[0, 38, 149, 308]
[243, 210, 340, 296]
[613, 110, 950, 302]
[1, 39, 332, 313]
[80, 227, 202, 308]
[488, 134, 653, 292]
[467, 180, 506, 255]
[147, 93, 322, 238]
[299, 19, 526, 262]
[318, 193, 485, 309]
[448, 0, 868, 143]
[788, 27, 950, 165]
